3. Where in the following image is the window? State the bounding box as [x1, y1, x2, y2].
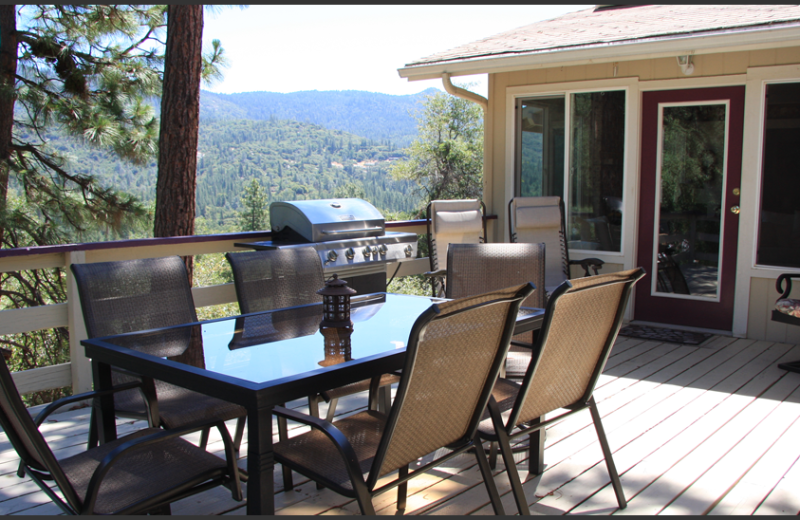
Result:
[515, 90, 626, 252]
[757, 82, 800, 268]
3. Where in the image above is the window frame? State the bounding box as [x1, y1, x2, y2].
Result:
[507, 79, 635, 259]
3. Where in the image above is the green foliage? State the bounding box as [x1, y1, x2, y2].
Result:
[390, 88, 484, 215]
[239, 178, 268, 231]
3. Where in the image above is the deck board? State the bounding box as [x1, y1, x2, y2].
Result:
[3, 334, 800, 515]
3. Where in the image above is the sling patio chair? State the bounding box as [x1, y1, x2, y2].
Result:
[0, 347, 242, 515]
[772, 272, 800, 373]
[478, 268, 645, 515]
[271, 283, 535, 515]
[445, 242, 546, 380]
[71, 257, 247, 457]
[509, 196, 604, 296]
[424, 199, 486, 297]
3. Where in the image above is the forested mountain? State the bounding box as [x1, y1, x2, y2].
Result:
[42, 116, 421, 232]
[199, 88, 438, 147]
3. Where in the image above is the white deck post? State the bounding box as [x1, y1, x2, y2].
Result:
[65, 251, 92, 394]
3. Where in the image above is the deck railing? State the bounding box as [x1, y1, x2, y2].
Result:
[0, 220, 430, 399]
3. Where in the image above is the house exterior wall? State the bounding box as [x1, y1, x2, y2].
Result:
[484, 47, 800, 339]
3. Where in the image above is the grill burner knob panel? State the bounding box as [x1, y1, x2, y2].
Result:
[378, 244, 388, 256]
[371, 246, 379, 256]
[345, 247, 355, 259]
[404, 245, 413, 257]
[362, 247, 372, 258]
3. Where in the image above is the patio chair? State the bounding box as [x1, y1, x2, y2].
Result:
[71, 257, 247, 456]
[0, 347, 242, 514]
[445, 242, 546, 380]
[225, 248, 399, 422]
[509, 196, 604, 296]
[424, 199, 486, 297]
[771, 273, 800, 373]
[478, 268, 645, 515]
[271, 282, 534, 515]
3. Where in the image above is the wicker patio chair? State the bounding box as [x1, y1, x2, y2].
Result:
[478, 268, 645, 515]
[509, 196, 604, 296]
[0, 349, 242, 514]
[71, 257, 247, 456]
[271, 283, 535, 515]
[424, 199, 486, 297]
[771, 273, 800, 373]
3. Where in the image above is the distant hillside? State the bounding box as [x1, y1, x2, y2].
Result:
[199, 88, 440, 147]
[41, 116, 421, 232]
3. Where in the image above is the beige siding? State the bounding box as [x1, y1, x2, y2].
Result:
[487, 46, 800, 340]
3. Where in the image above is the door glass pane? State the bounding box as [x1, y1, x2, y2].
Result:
[517, 97, 565, 197]
[656, 104, 727, 298]
[757, 82, 800, 267]
[569, 91, 625, 252]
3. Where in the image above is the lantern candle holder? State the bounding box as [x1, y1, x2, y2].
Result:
[317, 274, 357, 367]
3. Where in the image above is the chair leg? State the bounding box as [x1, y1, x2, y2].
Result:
[325, 397, 339, 423]
[397, 464, 408, 512]
[473, 436, 506, 516]
[589, 397, 626, 509]
[353, 480, 376, 516]
[308, 395, 321, 418]
[497, 429, 531, 515]
[378, 385, 392, 414]
[232, 416, 246, 460]
[199, 427, 210, 450]
[87, 408, 99, 449]
[488, 440, 498, 469]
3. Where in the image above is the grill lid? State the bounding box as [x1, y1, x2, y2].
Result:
[270, 198, 385, 243]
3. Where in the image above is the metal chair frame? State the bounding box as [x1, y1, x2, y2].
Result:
[480, 268, 645, 515]
[772, 273, 800, 372]
[0, 353, 242, 515]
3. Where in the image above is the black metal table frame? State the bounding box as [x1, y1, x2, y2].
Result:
[82, 293, 544, 515]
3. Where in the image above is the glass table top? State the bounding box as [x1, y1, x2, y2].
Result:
[94, 293, 544, 386]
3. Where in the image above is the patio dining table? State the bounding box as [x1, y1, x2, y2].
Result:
[81, 292, 545, 515]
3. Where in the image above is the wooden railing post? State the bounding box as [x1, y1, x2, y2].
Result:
[65, 251, 92, 394]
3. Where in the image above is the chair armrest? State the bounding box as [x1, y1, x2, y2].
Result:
[776, 273, 800, 299]
[569, 257, 604, 276]
[272, 405, 366, 485]
[422, 269, 446, 279]
[33, 381, 143, 427]
[84, 418, 243, 512]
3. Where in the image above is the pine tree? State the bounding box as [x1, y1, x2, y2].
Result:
[239, 178, 268, 231]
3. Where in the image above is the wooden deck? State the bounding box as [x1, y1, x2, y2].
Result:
[3, 334, 800, 515]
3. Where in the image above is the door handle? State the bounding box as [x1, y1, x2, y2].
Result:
[730, 205, 740, 215]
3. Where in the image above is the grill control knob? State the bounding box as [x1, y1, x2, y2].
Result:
[326, 250, 338, 262]
[371, 246, 379, 256]
[404, 245, 413, 257]
[363, 247, 372, 257]
[378, 244, 388, 256]
[345, 247, 355, 259]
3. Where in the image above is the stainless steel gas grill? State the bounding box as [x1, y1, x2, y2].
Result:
[235, 199, 418, 294]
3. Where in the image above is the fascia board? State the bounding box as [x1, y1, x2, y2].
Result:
[398, 25, 800, 81]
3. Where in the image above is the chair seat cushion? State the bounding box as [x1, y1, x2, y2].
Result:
[776, 299, 800, 318]
[155, 381, 246, 429]
[274, 410, 386, 492]
[60, 428, 228, 514]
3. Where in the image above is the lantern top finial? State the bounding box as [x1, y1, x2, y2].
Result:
[317, 274, 357, 297]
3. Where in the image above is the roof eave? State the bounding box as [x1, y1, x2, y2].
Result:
[398, 24, 800, 81]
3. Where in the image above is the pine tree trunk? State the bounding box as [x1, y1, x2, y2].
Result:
[154, 5, 202, 281]
[155, 6, 205, 369]
[0, 6, 17, 246]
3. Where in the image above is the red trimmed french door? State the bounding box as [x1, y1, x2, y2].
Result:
[634, 86, 744, 331]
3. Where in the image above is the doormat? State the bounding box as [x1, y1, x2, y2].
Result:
[618, 325, 712, 346]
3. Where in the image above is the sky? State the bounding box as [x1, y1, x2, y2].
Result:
[201, 5, 593, 98]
